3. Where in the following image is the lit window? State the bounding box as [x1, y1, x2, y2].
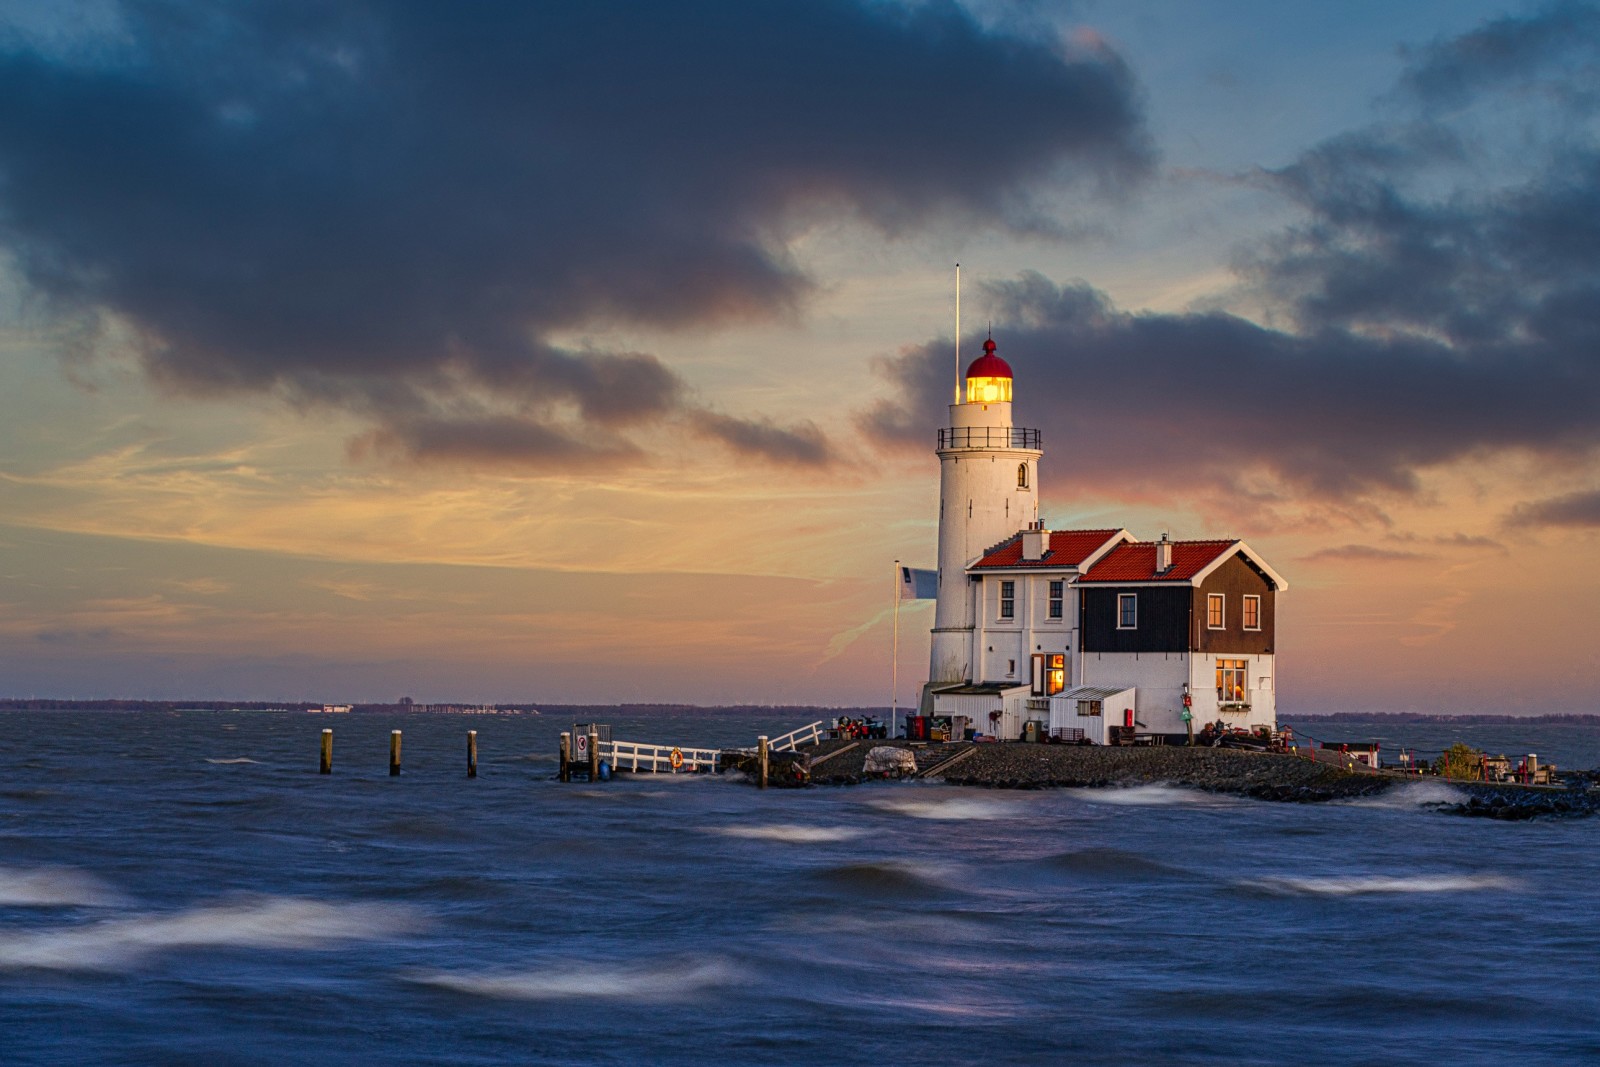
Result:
[1117, 593, 1137, 629]
[966, 376, 1013, 404]
[1216, 659, 1248, 703]
[1207, 594, 1225, 629]
[1000, 580, 1015, 619]
[1048, 580, 1064, 619]
[1243, 595, 1260, 630]
[1045, 653, 1065, 695]
[1017, 463, 1029, 488]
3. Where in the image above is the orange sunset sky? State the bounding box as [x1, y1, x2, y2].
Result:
[1, 1, 1596, 712]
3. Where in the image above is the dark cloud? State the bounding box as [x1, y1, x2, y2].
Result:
[0, 0, 1150, 468]
[1298, 545, 1431, 564]
[1508, 490, 1600, 528]
[696, 413, 833, 468]
[1398, 1, 1600, 106]
[865, 6, 1600, 518]
[347, 415, 642, 472]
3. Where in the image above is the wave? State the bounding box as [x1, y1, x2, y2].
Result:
[810, 860, 954, 897]
[0, 866, 125, 907]
[1071, 784, 1231, 807]
[0, 896, 419, 971]
[709, 824, 865, 843]
[1040, 848, 1186, 880]
[1345, 781, 1471, 809]
[410, 956, 743, 1001]
[867, 795, 1020, 821]
[1242, 873, 1518, 897]
[204, 757, 259, 765]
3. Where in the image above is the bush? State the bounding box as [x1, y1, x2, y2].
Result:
[1433, 742, 1483, 780]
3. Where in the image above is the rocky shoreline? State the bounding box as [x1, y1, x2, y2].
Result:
[798, 740, 1600, 819]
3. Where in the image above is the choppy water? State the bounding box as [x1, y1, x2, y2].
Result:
[2, 709, 1598, 1066]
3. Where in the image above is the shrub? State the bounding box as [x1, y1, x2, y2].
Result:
[1433, 742, 1483, 780]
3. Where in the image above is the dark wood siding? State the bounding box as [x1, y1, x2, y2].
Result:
[1192, 555, 1276, 655]
[1080, 586, 1190, 653]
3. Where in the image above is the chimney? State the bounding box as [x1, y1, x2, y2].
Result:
[1155, 532, 1173, 574]
[1022, 521, 1049, 561]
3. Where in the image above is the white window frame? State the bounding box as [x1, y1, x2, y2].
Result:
[999, 580, 1015, 620]
[1242, 594, 1261, 631]
[1048, 580, 1064, 620]
[1216, 659, 1248, 703]
[1207, 593, 1225, 630]
[1116, 593, 1137, 630]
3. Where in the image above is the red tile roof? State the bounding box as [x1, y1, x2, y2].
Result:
[971, 529, 1124, 570]
[1076, 540, 1238, 583]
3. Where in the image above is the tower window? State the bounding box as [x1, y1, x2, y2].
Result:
[1048, 580, 1064, 619]
[1117, 593, 1137, 629]
[1000, 580, 1015, 619]
[1017, 463, 1029, 489]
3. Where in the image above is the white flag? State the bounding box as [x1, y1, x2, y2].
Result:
[899, 566, 937, 600]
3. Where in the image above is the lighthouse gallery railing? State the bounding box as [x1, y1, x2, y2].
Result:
[938, 427, 1041, 449]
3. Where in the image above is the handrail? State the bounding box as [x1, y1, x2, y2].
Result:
[937, 427, 1041, 450]
[602, 739, 721, 773]
[767, 720, 827, 752]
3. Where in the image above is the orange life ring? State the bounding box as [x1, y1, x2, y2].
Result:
[670, 747, 684, 770]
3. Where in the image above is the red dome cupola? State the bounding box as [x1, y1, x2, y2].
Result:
[964, 337, 1013, 404]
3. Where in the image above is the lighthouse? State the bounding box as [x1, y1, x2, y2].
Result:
[927, 337, 1042, 690]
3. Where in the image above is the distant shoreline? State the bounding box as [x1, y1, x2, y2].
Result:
[0, 699, 1593, 724]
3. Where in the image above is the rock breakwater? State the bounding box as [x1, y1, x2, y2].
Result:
[802, 741, 1600, 818]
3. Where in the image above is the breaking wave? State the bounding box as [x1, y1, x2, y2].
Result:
[1345, 781, 1471, 809]
[204, 757, 259, 765]
[868, 795, 1020, 821]
[1072, 784, 1229, 806]
[410, 956, 743, 1001]
[1242, 873, 1518, 897]
[0, 866, 125, 907]
[0, 896, 419, 971]
[709, 824, 865, 843]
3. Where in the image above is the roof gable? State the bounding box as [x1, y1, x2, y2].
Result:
[1078, 539, 1289, 590]
[970, 528, 1127, 571]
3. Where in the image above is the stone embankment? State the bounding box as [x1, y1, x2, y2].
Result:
[801, 740, 1600, 819]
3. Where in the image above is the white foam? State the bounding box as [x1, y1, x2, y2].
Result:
[1245, 873, 1517, 897]
[0, 896, 418, 971]
[204, 758, 259, 765]
[0, 866, 125, 907]
[411, 957, 743, 1001]
[1073, 784, 1228, 806]
[709, 824, 865, 843]
[868, 796, 1020, 821]
[1346, 781, 1471, 809]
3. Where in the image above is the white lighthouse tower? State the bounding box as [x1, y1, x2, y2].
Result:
[927, 337, 1042, 691]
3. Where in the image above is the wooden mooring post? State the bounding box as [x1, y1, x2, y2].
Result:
[588, 729, 600, 782]
[757, 734, 769, 790]
[467, 730, 478, 778]
[559, 731, 571, 782]
[389, 730, 402, 776]
[319, 728, 333, 774]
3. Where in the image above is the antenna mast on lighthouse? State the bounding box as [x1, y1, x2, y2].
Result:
[954, 263, 961, 404]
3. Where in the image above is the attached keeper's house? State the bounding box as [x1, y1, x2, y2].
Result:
[921, 339, 1288, 743]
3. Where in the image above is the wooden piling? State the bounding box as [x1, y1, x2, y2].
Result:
[389, 729, 402, 776]
[587, 729, 600, 782]
[757, 734, 769, 790]
[319, 728, 333, 774]
[467, 730, 478, 778]
[559, 731, 571, 782]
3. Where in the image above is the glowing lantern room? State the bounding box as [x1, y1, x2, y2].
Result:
[964, 338, 1013, 404]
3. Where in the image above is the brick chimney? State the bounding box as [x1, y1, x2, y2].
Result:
[1022, 521, 1049, 561]
[1155, 532, 1173, 574]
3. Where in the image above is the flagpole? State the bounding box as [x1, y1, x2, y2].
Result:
[953, 264, 961, 404]
[890, 560, 901, 740]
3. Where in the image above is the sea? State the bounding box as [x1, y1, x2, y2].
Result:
[2, 707, 1598, 1066]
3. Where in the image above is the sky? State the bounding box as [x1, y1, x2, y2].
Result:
[0, 0, 1597, 712]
